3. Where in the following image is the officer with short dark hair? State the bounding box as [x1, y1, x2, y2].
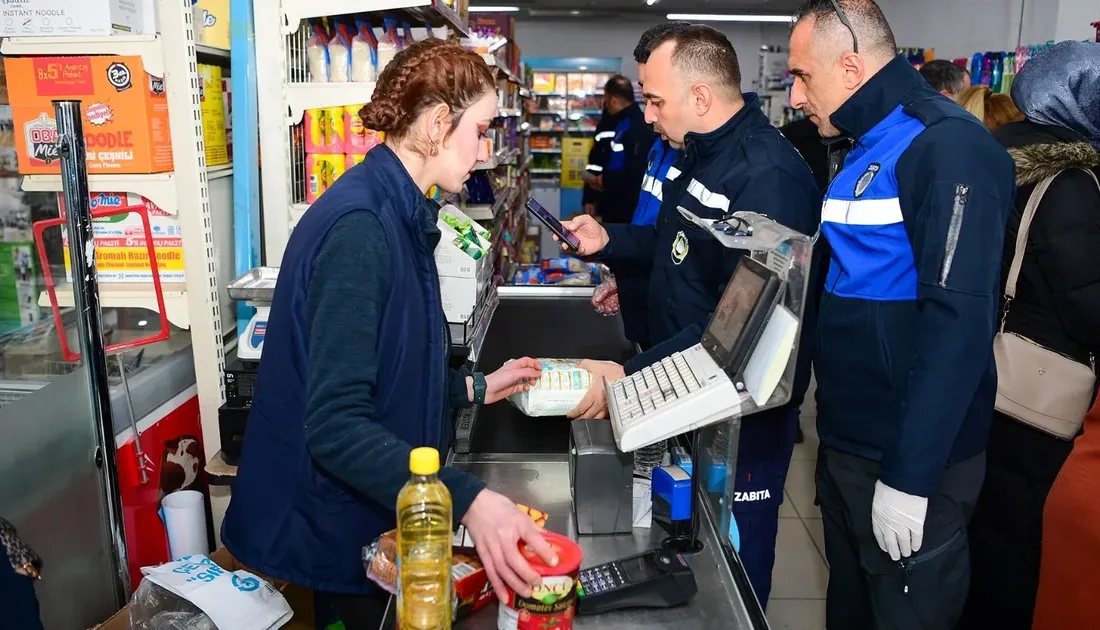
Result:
[563, 24, 821, 609]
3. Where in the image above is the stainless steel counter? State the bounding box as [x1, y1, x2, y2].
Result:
[445, 453, 762, 630]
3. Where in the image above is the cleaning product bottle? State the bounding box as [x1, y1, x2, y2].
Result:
[1002, 53, 1016, 94]
[991, 52, 1003, 94]
[396, 447, 453, 630]
[970, 53, 983, 86]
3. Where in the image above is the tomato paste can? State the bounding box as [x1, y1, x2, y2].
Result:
[497, 531, 584, 630]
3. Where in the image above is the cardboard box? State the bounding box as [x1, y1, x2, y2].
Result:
[0, 0, 155, 37]
[59, 192, 185, 283]
[196, 0, 230, 50]
[198, 64, 228, 167]
[4, 55, 173, 174]
[95, 547, 315, 630]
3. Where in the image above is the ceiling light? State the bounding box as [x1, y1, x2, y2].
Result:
[646, 0, 660, 5]
[469, 6, 521, 12]
[570, 9, 580, 15]
[666, 13, 792, 23]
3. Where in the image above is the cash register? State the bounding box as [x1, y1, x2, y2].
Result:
[568, 211, 812, 615]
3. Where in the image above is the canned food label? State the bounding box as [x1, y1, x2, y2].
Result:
[498, 575, 576, 630]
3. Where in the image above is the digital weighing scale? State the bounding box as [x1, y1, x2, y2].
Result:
[228, 267, 279, 361]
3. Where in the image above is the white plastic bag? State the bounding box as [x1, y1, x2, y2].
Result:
[131, 555, 293, 630]
[508, 359, 592, 417]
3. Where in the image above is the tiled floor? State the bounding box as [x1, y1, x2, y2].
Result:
[766, 381, 829, 630]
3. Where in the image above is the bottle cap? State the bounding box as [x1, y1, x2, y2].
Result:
[409, 447, 440, 475]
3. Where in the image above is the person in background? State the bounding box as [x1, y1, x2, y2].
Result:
[957, 85, 1025, 131]
[595, 21, 692, 351]
[596, 75, 654, 225]
[919, 58, 971, 100]
[565, 25, 821, 609]
[959, 40, 1100, 630]
[787, 1, 1015, 627]
[0, 518, 43, 630]
[582, 108, 615, 216]
[222, 40, 556, 629]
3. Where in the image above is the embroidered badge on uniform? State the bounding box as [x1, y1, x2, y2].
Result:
[671, 231, 689, 265]
[854, 163, 881, 198]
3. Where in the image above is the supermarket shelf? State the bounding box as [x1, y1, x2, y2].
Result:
[20, 165, 232, 215]
[285, 82, 376, 126]
[0, 35, 164, 77]
[496, 108, 523, 118]
[473, 147, 519, 171]
[530, 148, 561, 154]
[463, 187, 516, 221]
[481, 54, 522, 86]
[519, 153, 534, 172]
[38, 283, 190, 329]
[520, 87, 533, 99]
[196, 44, 231, 62]
[530, 168, 561, 175]
[282, 0, 470, 37]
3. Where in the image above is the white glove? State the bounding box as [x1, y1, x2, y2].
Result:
[871, 480, 928, 561]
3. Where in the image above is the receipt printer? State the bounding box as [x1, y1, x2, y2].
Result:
[570, 418, 633, 535]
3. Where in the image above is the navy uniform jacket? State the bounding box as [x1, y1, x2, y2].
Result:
[582, 110, 616, 208]
[599, 95, 821, 499]
[600, 104, 655, 224]
[816, 56, 1016, 497]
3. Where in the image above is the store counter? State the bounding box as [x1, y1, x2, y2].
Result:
[439, 287, 767, 630]
[438, 453, 761, 630]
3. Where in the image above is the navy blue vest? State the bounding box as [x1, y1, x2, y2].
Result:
[221, 146, 450, 593]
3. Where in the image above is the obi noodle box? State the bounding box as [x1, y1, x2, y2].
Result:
[3, 56, 173, 174]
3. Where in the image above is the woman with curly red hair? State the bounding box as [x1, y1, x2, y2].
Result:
[222, 39, 555, 627]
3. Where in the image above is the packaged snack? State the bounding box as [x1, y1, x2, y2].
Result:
[508, 359, 593, 417]
[377, 18, 400, 73]
[198, 64, 229, 167]
[346, 153, 366, 169]
[304, 108, 345, 153]
[305, 154, 345, 204]
[352, 17, 380, 82]
[306, 19, 331, 83]
[329, 20, 354, 83]
[344, 105, 384, 153]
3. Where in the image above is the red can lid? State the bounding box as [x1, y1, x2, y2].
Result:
[519, 530, 583, 576]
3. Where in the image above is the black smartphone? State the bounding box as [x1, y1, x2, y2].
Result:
[526, 198, 582, 251]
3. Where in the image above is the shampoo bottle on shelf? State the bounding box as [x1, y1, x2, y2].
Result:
[396, 447, 453, 630]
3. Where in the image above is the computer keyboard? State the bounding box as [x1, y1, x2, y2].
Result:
[607, 344, 741, 452]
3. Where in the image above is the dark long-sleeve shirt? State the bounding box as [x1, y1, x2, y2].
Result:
[303, 211, 485, 522]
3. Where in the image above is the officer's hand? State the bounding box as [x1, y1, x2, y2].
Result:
[592, 175, 604, 191]
[559, 215, 609, 256]
[482, 358, 542, 404]
[870, 480, 928, 561]
[567, 360, 626, 419]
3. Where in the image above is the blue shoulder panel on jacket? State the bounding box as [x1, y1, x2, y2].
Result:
[821, 106, 926, 301]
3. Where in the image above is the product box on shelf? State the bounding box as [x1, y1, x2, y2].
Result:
[58, 192, 185, 283]
[436, 204, 493, 324]
[222, 77, 233, 160]
[470, 14, 514, 40]
[198, 64, 229, 167]
[4, 56, 173, 174]
[196, 0, 230, 50]
[0, 0, 157, 37]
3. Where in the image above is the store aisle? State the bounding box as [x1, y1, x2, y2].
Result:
[767, 380, 828, 630]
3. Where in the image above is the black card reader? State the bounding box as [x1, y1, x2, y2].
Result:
[575, 547, 697, 615]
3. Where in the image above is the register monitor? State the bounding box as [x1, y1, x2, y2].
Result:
[607, 256, 795, 452]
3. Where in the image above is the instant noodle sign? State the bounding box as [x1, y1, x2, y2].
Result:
[60, 192, 185, 283]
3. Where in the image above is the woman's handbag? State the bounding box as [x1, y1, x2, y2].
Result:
[994, 168, 1099, 439]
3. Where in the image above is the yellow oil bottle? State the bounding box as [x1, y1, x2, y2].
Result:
[396, 447, 453, 629]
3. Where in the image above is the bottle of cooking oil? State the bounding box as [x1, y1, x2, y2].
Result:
[396, 447, 453, 630]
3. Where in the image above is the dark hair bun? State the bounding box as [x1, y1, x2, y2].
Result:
[359, 97, 401, 133]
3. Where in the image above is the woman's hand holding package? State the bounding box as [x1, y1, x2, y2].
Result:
[567, 360, 626, 420]
[462, 489, 559, 602]
[483, 358, 542, 404]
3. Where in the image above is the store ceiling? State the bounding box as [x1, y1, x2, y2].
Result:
[484, 0, 806, 20]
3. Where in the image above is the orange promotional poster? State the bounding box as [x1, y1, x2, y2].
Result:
[4, 56, 174, 174]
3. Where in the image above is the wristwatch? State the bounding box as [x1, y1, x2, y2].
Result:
[472, 373, 487, 405]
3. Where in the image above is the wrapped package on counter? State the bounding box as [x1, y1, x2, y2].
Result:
[362, 506, 549, 621]
[508, 359, 593, 417]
